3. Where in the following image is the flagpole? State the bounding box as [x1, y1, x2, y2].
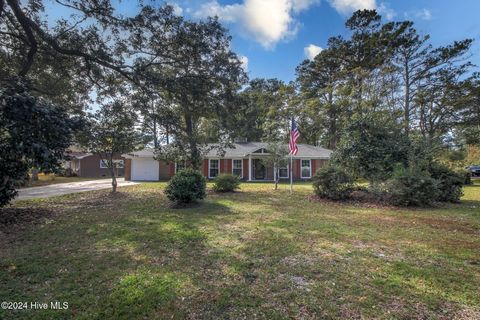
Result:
[290, 153, 293, 193]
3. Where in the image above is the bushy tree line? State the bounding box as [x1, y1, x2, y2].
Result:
[0, 79, 81, 206]
[1, 1, 246, 205]
[313, 119, 466, 206]
[1, 2, 478, 207]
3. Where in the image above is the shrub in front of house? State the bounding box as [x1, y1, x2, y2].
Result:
[429, 163, 464, 202]
[384, 168, 438, 207]
[312, 165, 354, 200]
[457, 169, 472, 185]
[212, 174, 241, 192]
[164, 169, 206, 206]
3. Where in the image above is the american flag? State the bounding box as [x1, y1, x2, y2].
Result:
[289, 118, 299, 155]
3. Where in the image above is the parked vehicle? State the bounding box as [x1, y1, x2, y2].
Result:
[466, 165, 480, 177]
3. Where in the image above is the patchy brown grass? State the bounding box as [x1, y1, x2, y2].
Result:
[0, 182, 479, 319]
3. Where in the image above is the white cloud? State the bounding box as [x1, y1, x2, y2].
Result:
[416, 8, 432, 20]
[404, 8, 432, 21]
[239, 55, 249, 71]
[328, 0, 376, 14]
[304, 44, 323, 60]
[194, 0, 320, 49]
[378, 2, 396, 20]
[194, 1, 243, 22]
[328, 1, 396, 20]
[168, 2, 184, 15]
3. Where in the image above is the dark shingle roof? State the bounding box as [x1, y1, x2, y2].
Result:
[204, 142, 332, 158]
[124, 142, 332, 159]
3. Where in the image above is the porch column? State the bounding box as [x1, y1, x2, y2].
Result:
[248, 155, 252, 181]
[273, 163, 277, 182]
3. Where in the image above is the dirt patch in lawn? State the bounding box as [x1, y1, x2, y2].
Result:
[413, 216, 480, 234]
[307, 192, 396, 210]
[0, 207, 54, 231]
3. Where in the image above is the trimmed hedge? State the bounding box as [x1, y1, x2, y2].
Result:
[164, 169, 206, 205]
[312, 165, 354, 200]
[429, 163, 464, 202]
[212, 174, 241, 192]
[385, 169, 438, 206]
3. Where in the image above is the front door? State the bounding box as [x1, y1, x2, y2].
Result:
[254, 159, 266, 180]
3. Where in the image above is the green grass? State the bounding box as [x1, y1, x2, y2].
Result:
[1, 182, 479, 319]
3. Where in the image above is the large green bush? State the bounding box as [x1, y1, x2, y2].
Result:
[212, 174, 240, 192]
[1, 79, 80, 207]
[312, 165, 354, 200]
[429, 163, 464, 202]
[457, 169, 472, 185]
[333, 117, 410, 183]
[164, 169, 206, 205]
[385, 168, 438, 206]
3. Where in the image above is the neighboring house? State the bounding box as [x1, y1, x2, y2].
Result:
[64, 152, 125, 178]
[122, 142, 332, 181]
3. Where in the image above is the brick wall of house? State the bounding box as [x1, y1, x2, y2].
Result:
[220, 159, 225, 174]
[124, 159, 131, 181]
[169, 163, 175, 177]
[79, 154, 125, 178]
[203, 159, 208, 177]
[123, 157, 329, 181]
[159, 161, 170, 180]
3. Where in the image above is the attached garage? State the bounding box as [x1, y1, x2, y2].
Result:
[130, 158, 159, 181]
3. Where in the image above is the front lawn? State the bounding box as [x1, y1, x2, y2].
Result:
[1, 182, 479, 319]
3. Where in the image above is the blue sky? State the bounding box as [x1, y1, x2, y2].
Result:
[47, 0, 480, 82]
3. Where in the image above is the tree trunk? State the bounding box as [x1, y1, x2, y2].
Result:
[403, 60, 411, 136]
[31, 168, 39, 181]
[153, 118, 158, 149]
[184, 111, 201, 170]
[111, 168, 117, 193]
[327, 92, 337, 149]
[166, 125, 170, 144]
[274, 168, 278, 190]
[108, 155, 117, 193]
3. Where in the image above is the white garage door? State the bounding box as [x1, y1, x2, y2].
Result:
[131, 158, 159, 181]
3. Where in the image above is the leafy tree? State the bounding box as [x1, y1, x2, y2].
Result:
[296, 44, 347, 148]
[333, 116, 410, 183]
[0, 79, 80, 206]
[235, 79, 284, 141]
[456, 75, 480, 144]
[261, 142, 290, 190]
[79, 101, 142, 192]
[1, 0, 136, 81]
[129, 88, 175, 148]
[391, 21, 473, 135]
[133, 16, 247, 169]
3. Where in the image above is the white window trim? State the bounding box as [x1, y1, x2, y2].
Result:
[208, 159, 220, 179]
[278, 164, 289, 178]
[232, 159, 243, 177]
[100, 159, 108, 169]
[116, 160, 124, 169]
[175, 161, 186, 173]
[100, 159, 124, 169]
[301, 159, 312, 178]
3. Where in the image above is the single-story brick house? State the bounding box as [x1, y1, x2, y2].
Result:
[122, 142, 332, 181]
[64, 152, 125, 178]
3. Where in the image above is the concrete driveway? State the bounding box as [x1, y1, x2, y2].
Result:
[16, 178, 138, 201]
